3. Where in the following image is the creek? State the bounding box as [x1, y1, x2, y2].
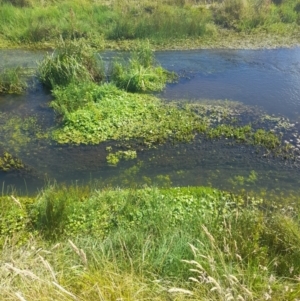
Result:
[0, 48, 300, 194]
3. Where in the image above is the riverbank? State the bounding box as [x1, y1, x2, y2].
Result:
[1, 184, 300, 300]
[0, 0, 300, 51]
[1, 27, 299, 51]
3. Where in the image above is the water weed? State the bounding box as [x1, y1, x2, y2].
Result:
[0, 151, 24, 172]
[51, 82, 204, 145]
[0, 67, 28, 94]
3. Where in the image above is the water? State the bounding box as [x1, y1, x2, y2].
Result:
[1, 48, 300, 194]
[157, 48, 300, 119]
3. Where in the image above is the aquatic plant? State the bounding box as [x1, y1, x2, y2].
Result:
[111, 42, 176, 92]
[51, 82, 204, 145]
[38, 39, 104, 88]
[0, 151, 24, 172]
[106, 149, 137, 166]
[0, 67, 28, 94]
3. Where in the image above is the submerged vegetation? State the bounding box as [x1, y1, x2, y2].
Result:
[39, 41, 286, 160]
[0, 151, 24, 172]
[0, 0, 299, 49]
[1, 184, 300, 300]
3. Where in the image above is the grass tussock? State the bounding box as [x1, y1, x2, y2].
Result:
[111, 41, 176, 92]
[0, 67, 28, 94]
[38, 39, 104, 88]
[1, 185, 300, 300]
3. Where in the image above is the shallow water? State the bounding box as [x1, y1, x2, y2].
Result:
[157, 48, 300, 119]
[0, 48, 300, 194]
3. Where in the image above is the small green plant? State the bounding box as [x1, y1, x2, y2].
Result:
[0, 67, 28, 94]
[38, 39, 104, 88]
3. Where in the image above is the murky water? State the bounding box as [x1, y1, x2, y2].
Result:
[1, 48, 300, 194]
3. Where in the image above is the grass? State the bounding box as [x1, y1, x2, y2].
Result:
[1, 184, 300, 300]
[111, 41, 176, 92]
[0, 67, 28, 94]
[38, 39, 104, 88]
[0, 0, 299, 50]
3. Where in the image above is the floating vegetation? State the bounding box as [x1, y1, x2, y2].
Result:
[0, 151, 24, 172]
[51, 82, 205, 145]
[0, 67, 28, 94]
[106, 148, 137, 166]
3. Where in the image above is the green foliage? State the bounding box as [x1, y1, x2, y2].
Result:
[1, 184, 300, 299]
[0, 196, 34, 247]
[213, 0, 246, 30]
[0, 0, 299, 48]
[51, 82, 204, 145]
[106, 149, 137, 166]
[38, 39, 104, 88]
[111, 42, 176, 92]
[253, 128, 280, 149]
[262, 213, 300, 276]
[0, 67, 28, 94]
[1, 0, 31, 7]
[29, 185, 242, 240]
[107, 3, 212, 40]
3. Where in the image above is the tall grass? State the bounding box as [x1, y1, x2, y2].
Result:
[111, 42, 176, 92]
[1, 0, 298, 47]
[38, 39, 104, 88]
[1, 185, 300, 300]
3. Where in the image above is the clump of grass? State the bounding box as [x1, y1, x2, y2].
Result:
[0, 67, 28, 94]
[111, 42, 176, 92]
[38, 39, 104, 89]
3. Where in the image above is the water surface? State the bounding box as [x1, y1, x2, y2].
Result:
[1, 48, 300, 194]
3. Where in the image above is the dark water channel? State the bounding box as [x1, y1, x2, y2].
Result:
[1, 48, 300, 194]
